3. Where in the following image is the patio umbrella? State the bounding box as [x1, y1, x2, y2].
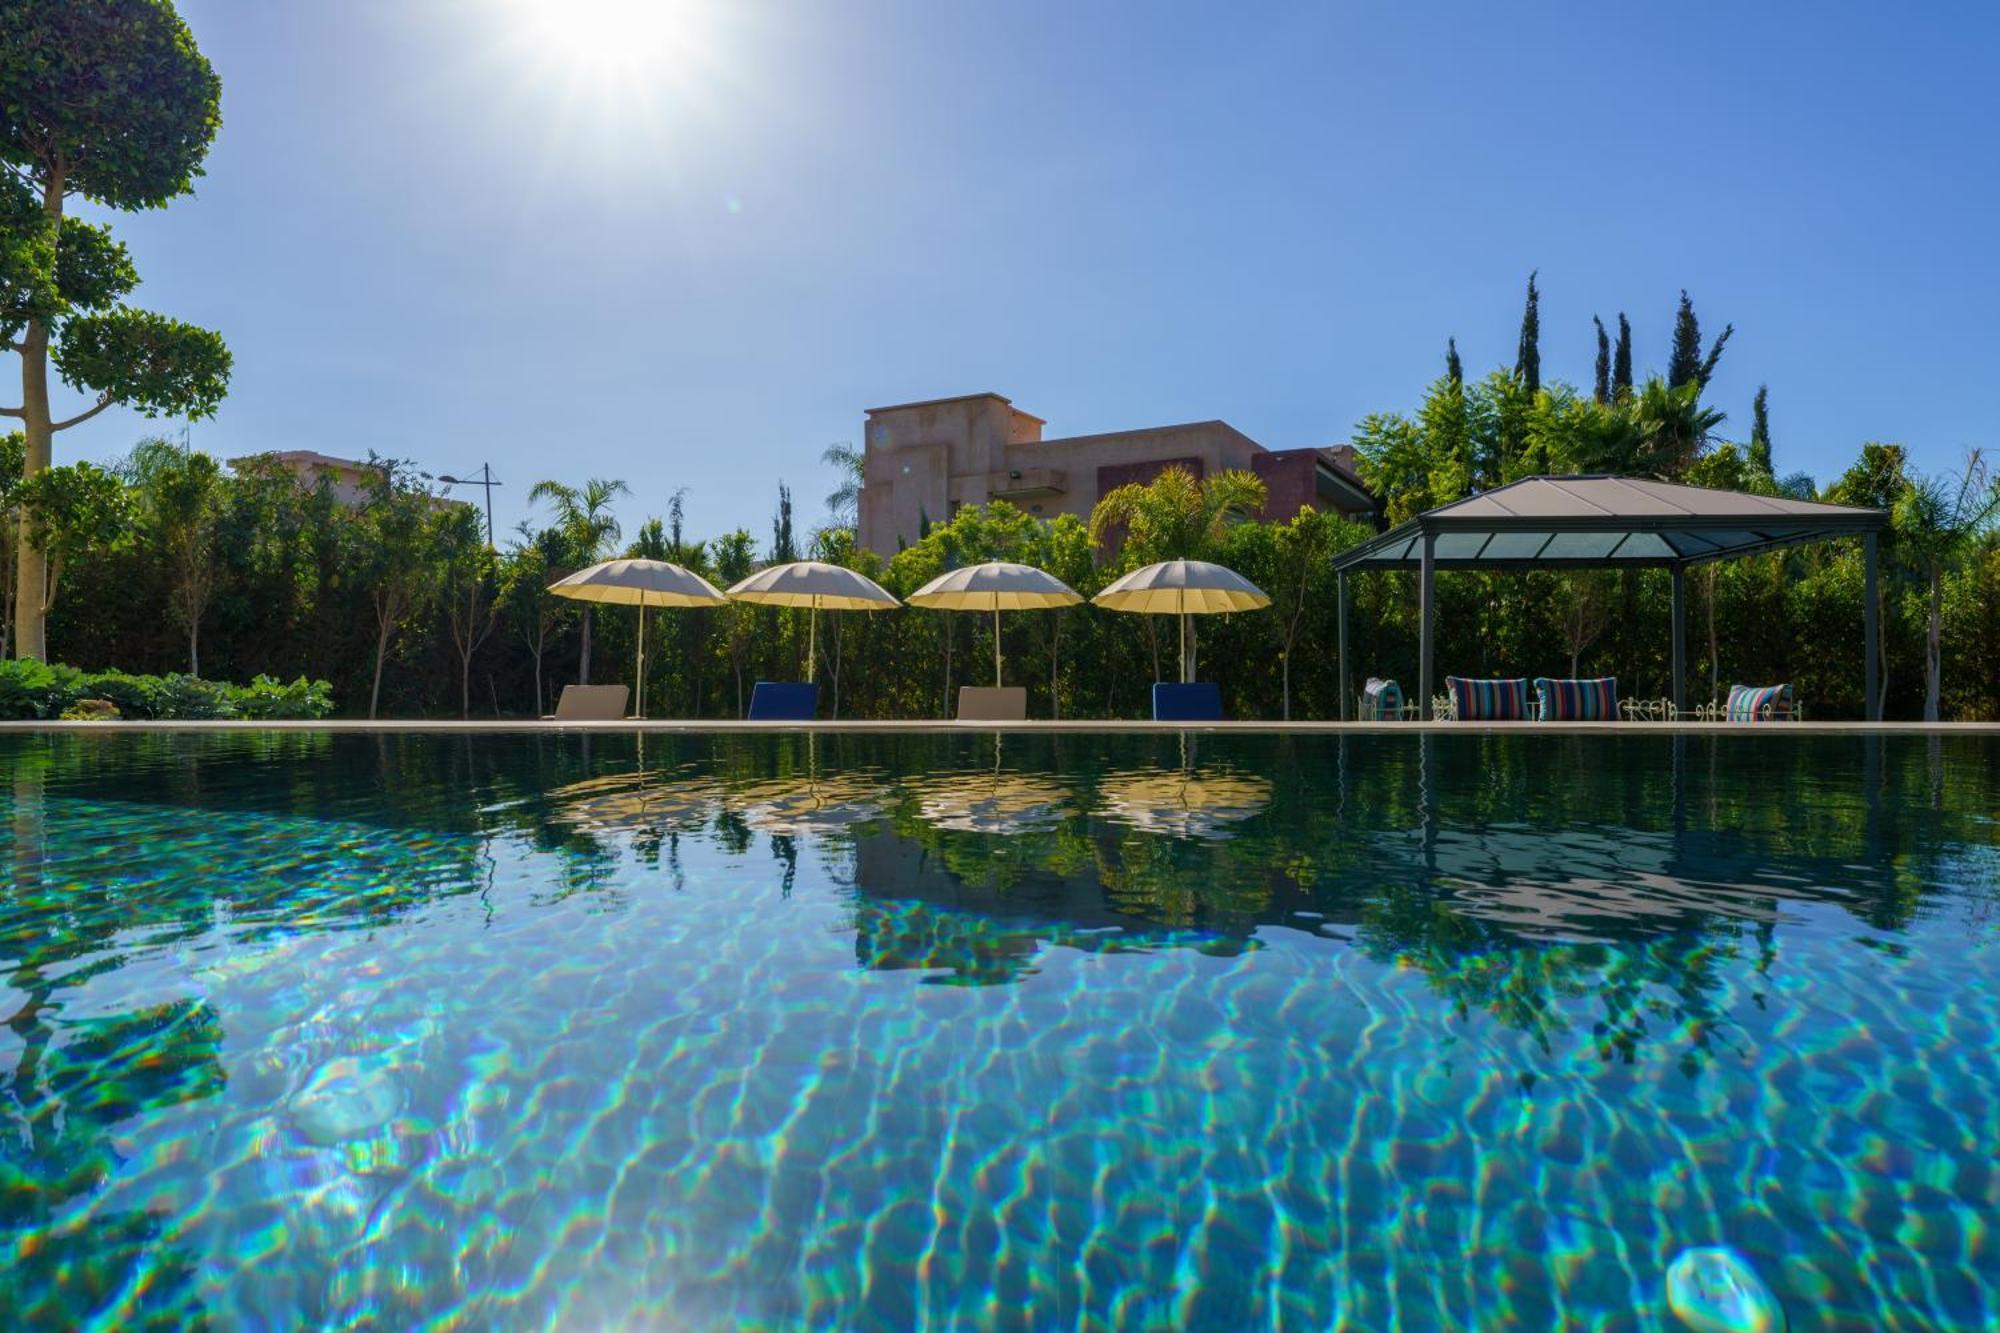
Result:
[548, 558, 728, 718]
[1091, 559, 1270, 683]
[724, 561, 899, 683]
[906, 561, 1082, 687]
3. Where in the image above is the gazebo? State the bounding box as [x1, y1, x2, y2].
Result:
[1329, 475, 1889, 720]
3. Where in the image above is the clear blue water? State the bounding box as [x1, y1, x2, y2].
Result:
[1, 730, 1995, 1330]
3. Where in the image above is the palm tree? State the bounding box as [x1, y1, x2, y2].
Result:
[1895, 449, 1999, 721]
[529, 476, 628, 684]
[1087, 465, 1267, 562]
[820, 443, 864, 531]
[1629, 377, 1725, 479]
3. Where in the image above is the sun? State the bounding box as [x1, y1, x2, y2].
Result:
[501, 0, 698, 79]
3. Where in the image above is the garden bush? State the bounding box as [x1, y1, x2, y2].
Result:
[0, 660, 335, 721]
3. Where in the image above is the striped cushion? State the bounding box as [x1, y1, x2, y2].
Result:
[1725, 683, 1793, 722]
[1534, 676, 1619, 721]
[1446, 676, 1530, 721]
[1360, 677, 1403, 720]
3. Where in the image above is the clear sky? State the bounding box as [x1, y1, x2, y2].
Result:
[69, 0, 2000, 540]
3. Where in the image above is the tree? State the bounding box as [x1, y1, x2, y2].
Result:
[712, 529, 757, 716]
[1667, 290, 1732, 391]
[1515, 270, 1541, 396]
[820, 442, 863, 531]
[437, 503, 498, 718]
[1558, 571, 1614, 676]
[1267, 508, 1349, 720]
[1445, 337, 1462, 386]
[1894, 450, 2000, 722]
[129, 438, 222, 674]
[1612, 313, 1633, 400]
[1629, 377, 1725, 479]
[1748, 385, 1773, 479]
[1592, 317, 1611, 404]
[770, 481, 797, 564]
[1089, 466, 1266, 683]
[0, 0, 231, 661]
[15, 459, 126, 657]
[527, 475, 627, 683]
[498, 536, 559, 716]
[357, 458, 438, 718]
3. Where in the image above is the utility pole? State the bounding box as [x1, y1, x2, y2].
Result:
[439, 463, 503, 546]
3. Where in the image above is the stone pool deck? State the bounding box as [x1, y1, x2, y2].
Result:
[5, 720, 1997, 735]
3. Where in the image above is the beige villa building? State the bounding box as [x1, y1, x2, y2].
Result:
[856, 392, 1375, 555]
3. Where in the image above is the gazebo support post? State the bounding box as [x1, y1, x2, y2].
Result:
[1864, 531, 1880, 721]
[1670, 564, 1687, 717]
[1336, 570, 1349, 722]
[1418, 532, 1435, 720]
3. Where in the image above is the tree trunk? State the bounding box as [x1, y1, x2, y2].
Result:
[11, 171, 62, 663]
[189, 621, 200, 678]
[370, 619, 392, 719]
[1925, 564, 1943, 722]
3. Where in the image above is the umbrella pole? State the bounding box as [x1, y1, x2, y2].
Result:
[807, 598, 818, 685]
[1179, 591, 1191, 684]
[993, 606, 1002, 688]
[635, 594, 646, 719]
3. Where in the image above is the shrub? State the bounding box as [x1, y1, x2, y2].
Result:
[153, 673, 237, 721]
[232, 675, 336, 721]
[59, 698, 122, 721]
[0, 660, 85, 720]
[0, 662, 336, 722]
[80, 670, 161, 720]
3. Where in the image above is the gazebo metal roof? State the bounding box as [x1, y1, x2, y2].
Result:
[1332, 475, 1886, 572]
[1329, 475, 1889, 721]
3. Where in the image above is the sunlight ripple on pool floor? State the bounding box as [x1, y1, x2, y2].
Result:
[0, 730, 1994, 1329]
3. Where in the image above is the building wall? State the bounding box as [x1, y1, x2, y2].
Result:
[857, 393, 1372, 555]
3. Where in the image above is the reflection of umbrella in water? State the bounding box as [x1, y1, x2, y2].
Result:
[909, 770, 1074, 834]
[543, 768, 722, 836]
[1097, 766, 1273, 839]
[732, 772, 888, 837]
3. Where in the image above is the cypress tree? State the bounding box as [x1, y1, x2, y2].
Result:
[1668, 290, 1702, 389]
[1515, 270, 1541, 395]
[1697, 323, 1735, 388]
[1749, 385, 1773, 477]
[771, 482, 797, 563]
[1445, 337, 1463, 385]
[1612, 313, 1633, 399]
[1592, 317, 1611, 403]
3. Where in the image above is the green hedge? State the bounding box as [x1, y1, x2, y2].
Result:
[0, 661, 335, 721]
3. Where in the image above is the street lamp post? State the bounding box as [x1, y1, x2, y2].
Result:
[438, 463, 503, 546]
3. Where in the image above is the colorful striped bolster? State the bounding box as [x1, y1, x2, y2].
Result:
[1533, 677, 1619, 721]
[1446, 676, 1530, 721]
[1726, 683, 1792, 721]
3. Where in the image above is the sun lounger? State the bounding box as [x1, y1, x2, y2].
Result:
[748, 681, 819, 721]
[546, 684, 630, 721]
[1152, 682, 1222, 722]
[957, 686, 1027, 721]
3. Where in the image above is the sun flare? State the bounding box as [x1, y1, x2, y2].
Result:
[501, 0, 698, 79]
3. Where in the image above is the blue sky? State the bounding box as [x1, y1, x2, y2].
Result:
[72, 0, 2000, 540]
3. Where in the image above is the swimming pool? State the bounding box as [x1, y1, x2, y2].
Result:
[1, 730, 1994, 1328]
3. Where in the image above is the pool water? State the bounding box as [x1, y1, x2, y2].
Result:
[1, 730, 1995, 1330]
